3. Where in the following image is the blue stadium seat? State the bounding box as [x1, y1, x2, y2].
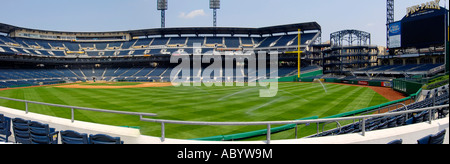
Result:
[413, 113, 424, 123]
[387, 139, 403, 144]
[133, 39, 152, 48]
[396, 115, 406, 126]
[12, 118, 31, 144]
[169, 37, 187, 45]
[0, 114, 12, 142]
[417, 129, 446, 144]
[60, 130, 89, 144]
[405, 117, 414, 125]
[224, 37, 241, 48]
[273, 35, 296, 47]
[428, 129, 446, 144]
[89, 134, 124, 144]
[438, 107, 449, 118]
[377, 121, 389, 130]
[258, 36, 280, 48]
[387, 118, 398, 128]
[29, 121, 59, 144]
[186, 37, 205, 47]
[151, 38, 169, 46]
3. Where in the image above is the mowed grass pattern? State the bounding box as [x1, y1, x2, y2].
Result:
[0, 83, 388, 139]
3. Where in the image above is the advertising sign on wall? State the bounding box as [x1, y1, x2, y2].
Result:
[358, 81, 369, 86]
[388, 21, 401, 48]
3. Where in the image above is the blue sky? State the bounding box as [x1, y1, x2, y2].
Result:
[0, 0, 447, 46]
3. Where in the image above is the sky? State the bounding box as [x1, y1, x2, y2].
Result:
[0, 0, 447, 46]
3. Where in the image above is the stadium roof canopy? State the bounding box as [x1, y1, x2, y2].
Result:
[0, 22, 321, 37]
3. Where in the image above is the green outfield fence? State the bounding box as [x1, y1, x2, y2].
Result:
[262, 69, 324, 82]
[192, 116, 319, 141]
[392, 79, 424, 95]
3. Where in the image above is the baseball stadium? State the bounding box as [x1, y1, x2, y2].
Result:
[0, 0, 449, 145]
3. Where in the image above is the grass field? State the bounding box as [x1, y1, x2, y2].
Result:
[78, 82, 143, 86]
[0, 82, 389, 139]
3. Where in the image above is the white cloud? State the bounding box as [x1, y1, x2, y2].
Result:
[179, 9, 206, 19]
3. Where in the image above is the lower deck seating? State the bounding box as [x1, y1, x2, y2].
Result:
[0, 114, 11, 142]
[417, 129, 447, 144]
[355, 64, 444, 74]
[387, 129, 447, 144]
[12, 118, 58, 144]
[0, 66, 309, 88]
[2, 115, 123, 144]
[60, 130, 123, 144]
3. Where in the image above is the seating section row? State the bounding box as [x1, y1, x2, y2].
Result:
[0, 33, 318, 57]
[0, 66, 313, 88]
[354, 64, 444, 74]
[387, 129, 446, 144]
[0, 115, 123, 144]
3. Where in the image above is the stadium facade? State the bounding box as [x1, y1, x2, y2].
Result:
[1, 16, 447, 88]
[0, 21, 389, 87]
[0, 22, 323, 88]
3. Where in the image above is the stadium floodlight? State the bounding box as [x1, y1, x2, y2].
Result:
[210, 0, 220, 27]
[157, 0, 168, 28]
[210, 0, 220, 9]
[157, 0, 168, 10]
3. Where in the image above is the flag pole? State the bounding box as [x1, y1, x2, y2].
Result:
[298, 29, 301, 79]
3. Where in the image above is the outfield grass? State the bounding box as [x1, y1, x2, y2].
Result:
[0, 82, 389, 139]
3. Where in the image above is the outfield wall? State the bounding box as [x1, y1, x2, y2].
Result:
[1, 105, 448, 144]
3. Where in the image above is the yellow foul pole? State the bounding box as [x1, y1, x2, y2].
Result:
[298, 29, 301, 78]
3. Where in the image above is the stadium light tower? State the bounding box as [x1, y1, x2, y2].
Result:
[387, 0, 394, 48]
[210, 0, 220, 27]
[157, 0, 168, 28]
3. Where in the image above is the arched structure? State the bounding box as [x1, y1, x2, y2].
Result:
[330, 29, 371, 47]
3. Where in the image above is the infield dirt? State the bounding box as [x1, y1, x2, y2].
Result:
[55, 82, 174, 89]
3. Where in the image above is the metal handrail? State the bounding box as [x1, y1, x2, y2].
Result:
[0, 96, 158, 123]
[322, 121, 342, 134]
[360, 103, 408, 115]
[140, 104, 448, 143]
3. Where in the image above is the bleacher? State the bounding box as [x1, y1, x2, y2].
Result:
[0, 31, 320, 57]
[353, 64, 444, 75]
[0, 65, 306, 88]
[258, 36, 280, 48]
[0, 114, 124, 144]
